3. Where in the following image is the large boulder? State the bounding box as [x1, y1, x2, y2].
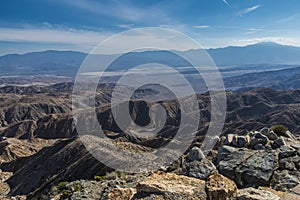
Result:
[272, 137, 286, 149]
[218, 150, 254, 182]
[225, 134, 234, 145]
[236, 187, 280, 200]
[260, 128, 278, 140]
[136, 172, 207, 200]
[218, 149, 277, 188]
[281, 185, 300, 200]
[182, 158, 217, 180]
[205, 174, 237, 200]
[225, 134, 250, 148]
[236, 135, 250, 148]
[279, 157, 297, 171]
[217, 145, 237, 163]
[250, 133, 269, 149]
[279, 145, 297, 159]
[271, 170, 300, 191]
[108, 188, 136, 200]
[183, 146, 217, 180]
[284, 130, 297, 140]
[186, 146, 205, 162]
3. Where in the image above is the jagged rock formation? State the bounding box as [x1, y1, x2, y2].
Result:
[1, 84, 300, 139]
[217, 128, 300, 192]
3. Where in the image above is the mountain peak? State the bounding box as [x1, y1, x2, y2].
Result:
[250, 41, 283, 47]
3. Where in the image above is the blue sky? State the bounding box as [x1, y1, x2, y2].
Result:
[0, 0, 300, 55]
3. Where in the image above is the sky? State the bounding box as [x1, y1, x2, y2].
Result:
[0, 0, 300, 55]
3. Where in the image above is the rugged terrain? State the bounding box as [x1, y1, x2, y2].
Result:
[1, 83, 300, 199]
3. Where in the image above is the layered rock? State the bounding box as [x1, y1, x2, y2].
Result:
[236, 187, 280, 200]
[205, 174, 237, 200]
[135, 172, 207, 200]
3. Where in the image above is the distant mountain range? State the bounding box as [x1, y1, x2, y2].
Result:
[1, 42, 300, 76]
[208, 42, 300, 65]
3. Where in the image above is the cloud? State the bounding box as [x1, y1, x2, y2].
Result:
[243, 28, 263, 35]
[57, 0, 172, 25]
[0, 27, 201, 54]
[57, 0, 144, 22]
[193, 25, 210, 29]
[277, 14, 299, 23]
[0, 27, 110, 47]
[117, 24, 135, 29]
[222, 0, 231, 7]
[92, 28, 201, 54]
[238, 5, 261, 16]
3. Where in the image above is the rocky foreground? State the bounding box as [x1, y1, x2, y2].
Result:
[0, 126, 299, 199]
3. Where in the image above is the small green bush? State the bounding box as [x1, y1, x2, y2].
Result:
[94, 175, 105, 182]
[56, 182, 69, 191]
[72, 182, 82, 192]
[61, 190, 71, 198]
[271, 125, 288, 135]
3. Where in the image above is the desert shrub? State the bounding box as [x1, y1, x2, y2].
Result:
[271, 125, 288, 135]
[94, 175, 105, 182]
[72, 182, 82, 192]
[56, 181, 69, 191]
[61, 190, 71, 198]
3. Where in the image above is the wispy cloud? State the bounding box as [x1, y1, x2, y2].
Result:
[57, 0, 144, 22]
[0, 27, 110, 47]
[117, 24, 135, 29]
[238, 5, 261, 16]
[0, 26, 200, 54]
[277, 14, 299, 23]
[243, 28, 263, 35]
[57, 0, 172, 25]
[222, 0, 231, 7]
[193, 25, 210, 29]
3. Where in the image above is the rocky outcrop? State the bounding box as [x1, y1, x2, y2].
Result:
[6, 137, 112, 196]
[223, 127, 289, 151]
[218, 128, 300, 192]
[135, 172, 207, 200]
[0, 93, 72, 129]
[33, 114, 76, 139]
[182, 159, 217, 180]
[218, 149, 277, 188]
[0, 120, 37, 139]
[271, 170, 300, 191]
[205, 174, 237, 200]
[0, 138, 56, 163]
[281, 185, 300, 200]
[236, 187, 280, 200]
[108, 188, 136, 200]
[272, 137, 286, 149]
[182, 147, 217, 180]
[225, 134, 250, 148]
